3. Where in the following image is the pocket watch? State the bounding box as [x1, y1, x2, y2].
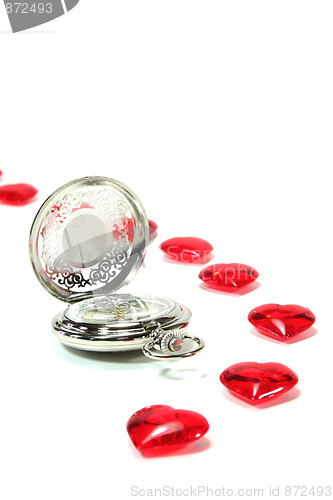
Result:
[29, 176, 205, 359]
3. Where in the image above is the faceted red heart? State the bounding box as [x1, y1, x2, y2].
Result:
[127, 405, 209, 457]
[199, 263, 259, 292]
[248, 304, 316, 342]
[220, 362, 298, 405]
[0, 183, 38, 206]
[160, 237, 213, 263]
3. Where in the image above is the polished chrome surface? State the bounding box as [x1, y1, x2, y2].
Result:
[51, 294, 197, 357]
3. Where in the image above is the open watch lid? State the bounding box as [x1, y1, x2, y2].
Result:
[29, 176, 148, 303]
[29, 177, 205, 359]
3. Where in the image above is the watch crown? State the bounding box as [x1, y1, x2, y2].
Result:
[159, 330, 185, 354]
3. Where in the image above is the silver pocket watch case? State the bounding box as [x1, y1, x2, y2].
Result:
[29, 176, 205, 359]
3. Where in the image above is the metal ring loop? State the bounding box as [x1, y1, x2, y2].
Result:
[142, 334, 205, 360]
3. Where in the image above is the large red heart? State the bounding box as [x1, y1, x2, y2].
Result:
[248, 304, 316, 342]
[220, 362, 298, 405]
[127, 405, 209, 457]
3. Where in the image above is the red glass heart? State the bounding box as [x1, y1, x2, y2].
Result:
[160, 237, 213, 263]
[126, 219, 157, 242]
[0, 183, 38, 206]
[248, 304, 316, 342]
[127, 405, 209, 457]
[199, 263, 259, 292]
[220, 362, 298, 405]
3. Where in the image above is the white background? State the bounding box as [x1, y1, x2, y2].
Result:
[1, 2, 332, 499]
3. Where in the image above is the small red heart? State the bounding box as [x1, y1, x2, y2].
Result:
[199, 263, 259, 292]
[126, 219, 157, 242]
[220, 362, 298, 405]
[127, 405, 209, 457]
[160, 237, 213, 263]
[248, 304, 316, 342]
[0, 183, 38, 206]
[113, 219, 157, 243]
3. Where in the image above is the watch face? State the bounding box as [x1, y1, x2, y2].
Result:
[64, 294, 176, 325]
[29, 177, 149, 303]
